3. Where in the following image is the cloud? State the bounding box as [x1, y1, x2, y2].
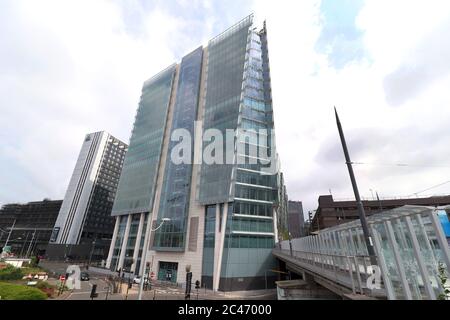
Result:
[315, 0, 368, 69]
[2, 0, 450, 224]
[0, 0, 204, 204]
[0, 0, 253, 205]
[383, 17, 450, 106]
[250, 0, 450, 217]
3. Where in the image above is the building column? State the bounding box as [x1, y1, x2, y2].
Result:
[131, 213, 145, 274]
[118, 214, 132, 271]
[213, 203, 228, 292]
[212, 204, 221, 291]
[138, 216, 152, 276]
[106, 216, 120, 269]
[273, 206, 279, 244]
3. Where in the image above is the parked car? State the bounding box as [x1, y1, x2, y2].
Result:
[132, 275, 149, 285]
[80, 272, 90, 281]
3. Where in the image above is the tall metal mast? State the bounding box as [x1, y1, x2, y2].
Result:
[334, 107, 377, 265]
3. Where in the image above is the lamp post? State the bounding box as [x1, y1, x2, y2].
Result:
[335, 107, 377, 265]
[137, 217, 171, 300]
[288, 232, 293, 256]
[88, 239, 97, 266]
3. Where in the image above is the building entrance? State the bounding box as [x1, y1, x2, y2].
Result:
[158, 261, 178, 283]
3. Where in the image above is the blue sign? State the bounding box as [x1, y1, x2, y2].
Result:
[437, 210, 450, 237]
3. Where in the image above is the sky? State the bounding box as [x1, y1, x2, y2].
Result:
[1, 0, 450, 220]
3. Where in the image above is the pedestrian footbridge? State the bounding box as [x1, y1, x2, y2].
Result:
[274, 205, 450, 300]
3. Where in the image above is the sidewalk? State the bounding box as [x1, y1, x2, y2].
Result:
[122, 284, 277, 300]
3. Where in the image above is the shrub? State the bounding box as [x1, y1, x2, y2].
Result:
[35, 281, 56, 298]
[0, 282, 47, 300]
[0, 266, 23, 281]
[21, 266, 45, 276]
[30, 256, 39, 268]
[36, 281, 55, 290]
[37, 282, 55, 297]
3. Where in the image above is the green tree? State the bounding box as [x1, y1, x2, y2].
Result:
[437, 261, 450, 300]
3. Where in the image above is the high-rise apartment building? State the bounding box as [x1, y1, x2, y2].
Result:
[47, 131, 128, 261]
[106, 15, 288, 291]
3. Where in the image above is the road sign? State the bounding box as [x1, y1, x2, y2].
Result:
[59, 275, 66, 281]
[150, 271, 156, 280]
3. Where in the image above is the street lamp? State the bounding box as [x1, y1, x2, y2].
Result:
[88, 239, 97, 266]
[137, 217, 171, 300]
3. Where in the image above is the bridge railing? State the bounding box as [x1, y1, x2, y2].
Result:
[273, 248, 384, 297]
[278, 205, 450, 300]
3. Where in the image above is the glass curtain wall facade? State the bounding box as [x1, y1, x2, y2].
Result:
[107, 15, 288, 290]
[112, 66, 177, 216]
[154, 47, 203, 251]
[198, 16, 286, 291]
[198, 17, 252, 204]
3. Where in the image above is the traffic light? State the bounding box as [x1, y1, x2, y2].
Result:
[90, 284, 98, 299]
[185, 272, 192, 300]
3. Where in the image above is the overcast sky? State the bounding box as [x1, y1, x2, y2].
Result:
[1, 0, 450, 219]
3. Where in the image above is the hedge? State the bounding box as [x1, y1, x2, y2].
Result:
[0, 266, 23, 281]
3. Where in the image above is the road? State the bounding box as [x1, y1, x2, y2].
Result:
[41, 261, 276, 300]
[62, 275, 114, 300]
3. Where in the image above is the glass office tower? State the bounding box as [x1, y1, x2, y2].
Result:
[106, 14, 288, 291]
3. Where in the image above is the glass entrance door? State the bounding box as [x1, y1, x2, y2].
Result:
[158, 261, 178, 283]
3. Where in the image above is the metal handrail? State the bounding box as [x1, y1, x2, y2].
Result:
[273, 248, 380, 296]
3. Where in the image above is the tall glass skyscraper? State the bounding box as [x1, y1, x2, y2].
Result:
[106, 14, 288, 291]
